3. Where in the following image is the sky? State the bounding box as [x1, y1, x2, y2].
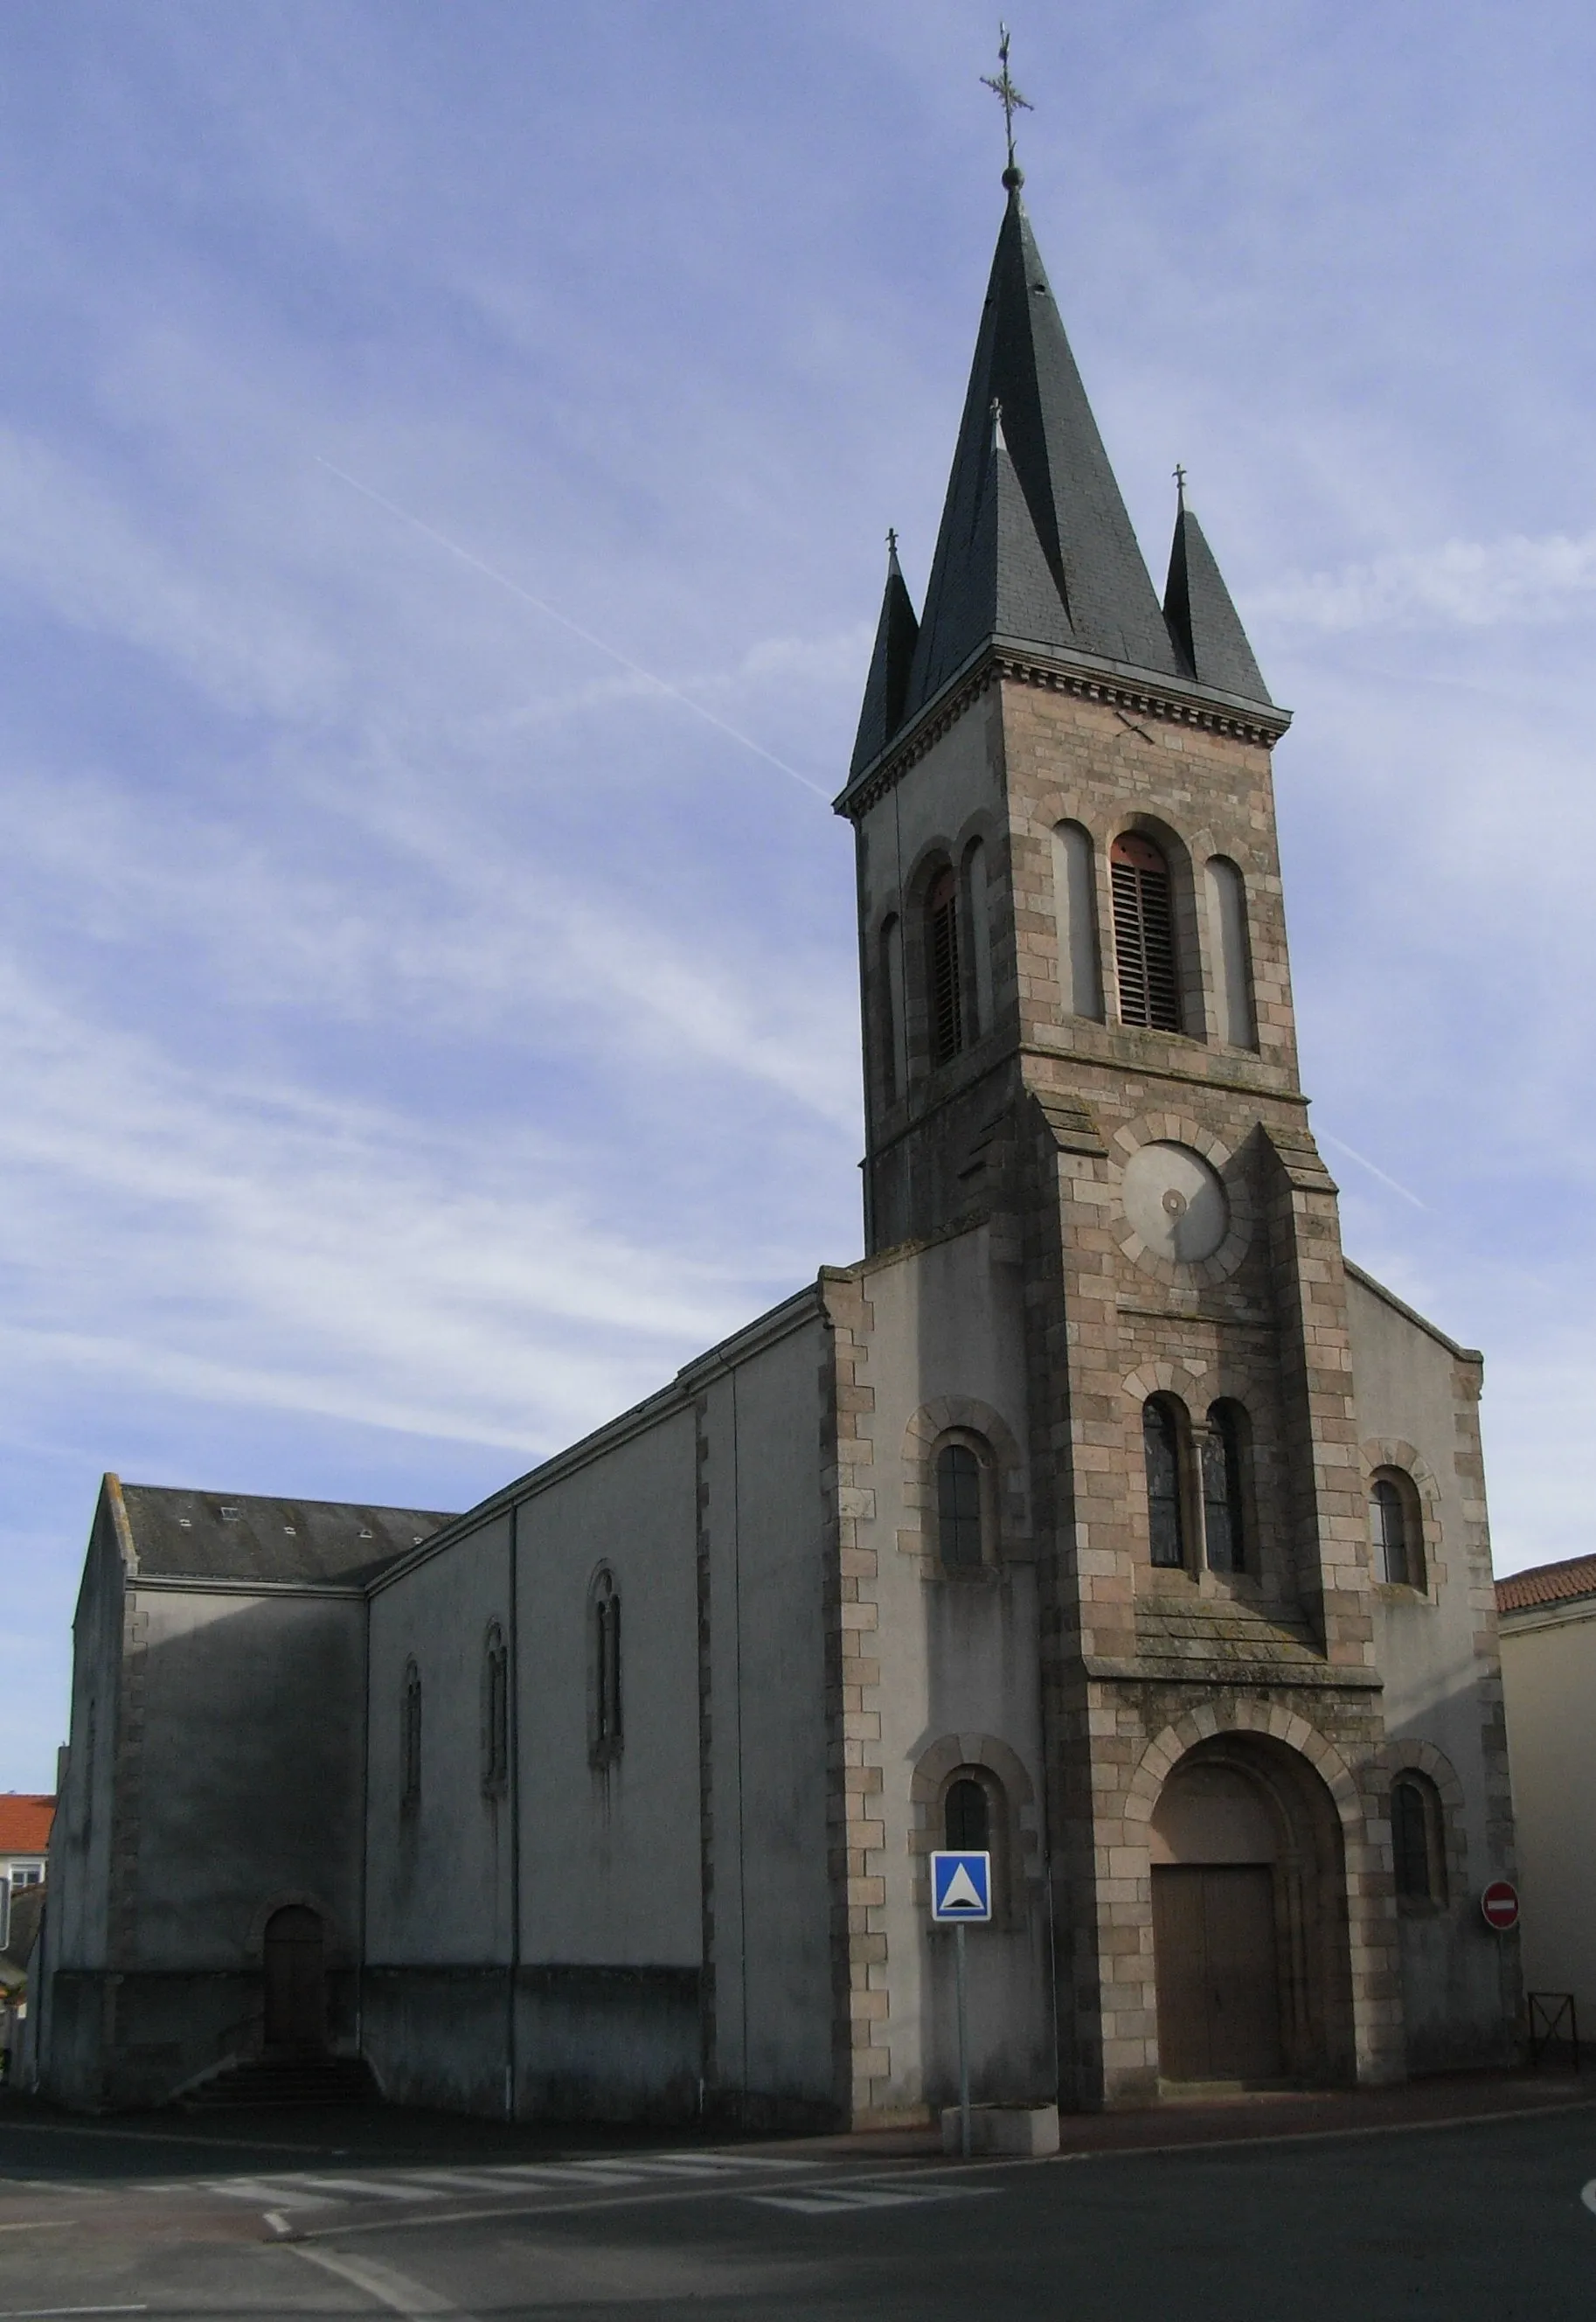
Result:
[1, 1, 1592, 1790]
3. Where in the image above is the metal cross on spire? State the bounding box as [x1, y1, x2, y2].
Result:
[982, 24, 1033, 186]
[1173, 462, 1188, 507]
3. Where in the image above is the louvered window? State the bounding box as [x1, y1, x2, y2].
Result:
[927, 867, 963, 1065]
[1111, 834, 1181, 1031]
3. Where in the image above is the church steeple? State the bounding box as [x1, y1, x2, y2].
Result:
[1162, 483, 1272, 706]
[900, 182, 1183, 730]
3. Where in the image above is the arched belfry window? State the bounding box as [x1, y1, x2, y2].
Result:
[1111, 833, 1181, 1032]
[1142, 1395, 1188, 1569]
[591, 1571, 622, 1768]
[401, 1658, 422, 1814]
[481, 1622, 509, 1798]
[935, 1439, 986, 1569]
[1201, 1401, 1247, 1574]
[926, 866, 964, 1065]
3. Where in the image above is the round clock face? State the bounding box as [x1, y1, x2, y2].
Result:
[1121, 1142, 1229, 1264]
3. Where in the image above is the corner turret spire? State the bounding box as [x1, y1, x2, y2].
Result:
[849, 530, 920, 778]
[1162, 480, 1272, 706]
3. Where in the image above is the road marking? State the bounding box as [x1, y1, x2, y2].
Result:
[0, 2310, 149, 2319]
[291, 2175, 437, 2204]
[293, 2244, 471, 2317]
[747, 2182, 1000, 2217]
[209, 2177, 338, 2210]
[1581, 2177, 1596, 2215]
[0, 2222, 72, 2232]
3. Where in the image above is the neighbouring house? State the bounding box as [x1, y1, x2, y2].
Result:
[1496, 1555, 1596, 2043]
[37, 158, 1518, 2122]
[0, 1794, 52, 1952]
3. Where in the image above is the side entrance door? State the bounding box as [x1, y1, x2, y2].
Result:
[1152, 1864, 1281, 2082]
[262, 1905, 327, 2053]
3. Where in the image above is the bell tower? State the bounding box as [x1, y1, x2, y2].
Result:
[836, 167, 1402, 2106]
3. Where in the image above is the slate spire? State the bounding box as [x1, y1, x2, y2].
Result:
[849, 532, 921, 779]
[1162, 487, 1272, 706]
[901, 180, 1182, 725]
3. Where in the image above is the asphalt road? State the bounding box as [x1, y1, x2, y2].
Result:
[1, 2100, 1593, 2320]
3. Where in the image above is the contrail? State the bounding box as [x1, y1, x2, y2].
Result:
[314, 456, 830, 801]
[1319, 1131, 1428, 1211]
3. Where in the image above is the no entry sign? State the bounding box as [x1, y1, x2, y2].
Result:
[1481, 1879, 1519, 1932]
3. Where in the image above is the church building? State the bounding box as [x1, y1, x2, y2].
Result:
[36, 163, 1518, 2123]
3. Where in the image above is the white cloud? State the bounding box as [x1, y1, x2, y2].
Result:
[1252, 531, 1596, 634]
[0, 962, 777, 1455]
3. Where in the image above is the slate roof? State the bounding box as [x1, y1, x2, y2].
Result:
[0, 1796, 52, 1855]
[1163, 498, 1272, 706]
[850, 543, 920, 778]
[115, 1482, 456, 1589]
[1495, 1554, 1596, 1616]
[904, 184, 1183, 724]
[848, 182, 1274, 785]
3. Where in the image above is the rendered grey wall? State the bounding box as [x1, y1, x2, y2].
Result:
[699, 1308, 834, 2119]
[853, 1224, 1053, 2117]
[364, 1512, 515, 2116]
[1347, 1272, 1514, 2067]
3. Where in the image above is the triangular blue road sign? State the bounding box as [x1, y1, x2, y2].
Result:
[930, 1849, 992, 1922]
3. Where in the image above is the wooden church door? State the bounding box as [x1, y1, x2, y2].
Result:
[1152, 1865, 1281, 2082]
[263, 1904, 327, 2052]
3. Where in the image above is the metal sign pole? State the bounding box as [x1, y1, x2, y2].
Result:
[955, 1922, 971, 2160]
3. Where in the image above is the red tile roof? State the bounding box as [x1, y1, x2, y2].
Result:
[1496, 1555, 1596, 1616]
[0, 1795, 52, 1854]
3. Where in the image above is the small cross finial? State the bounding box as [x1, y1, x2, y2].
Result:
[1173, 462, 1188, 507]
[886, 525, 899, 559]
[982, 24, 1033, 187]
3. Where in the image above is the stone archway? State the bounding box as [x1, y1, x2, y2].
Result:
[1148, 1734, 1356, 2087]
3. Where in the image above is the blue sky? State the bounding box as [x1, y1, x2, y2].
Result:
[1, 2, 1592, 1787]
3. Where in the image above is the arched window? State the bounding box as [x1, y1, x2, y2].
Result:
[1201, 1401, 1247, 1574]
[1143, 1396, 1188, 1569]
[1204, 857, 1255, 1048]
[1370, 1473, 1421, 1589]
[878, 914, 906, 1100]
[481, 1622, 509, 1798]
[1111, 832, 1181, 1032]
[935, 1440, 986, 1569]
[1052, 820, 1103, 1020]
[926, 865, 964, 1065]
[1391, 1775, 1445, 1904]
[591, 1572, 622, 1767]
[401, 1658, 422, 1813]
[962, 838, 992, 1039]
[944, 1775, 990, 1853]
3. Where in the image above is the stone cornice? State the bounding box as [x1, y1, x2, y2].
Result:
[834, 639, 1293, 821]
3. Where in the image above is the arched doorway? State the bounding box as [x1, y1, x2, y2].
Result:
[262, 1905, 327, 2054]
[1149, 1738, 1353, 2087]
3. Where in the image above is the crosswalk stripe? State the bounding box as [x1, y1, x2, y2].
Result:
[746, 2183, 997, 2217]
[209, 2179, 337, 2210]
[291, 2175, 436, 2203]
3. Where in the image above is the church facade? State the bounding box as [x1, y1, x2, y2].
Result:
[37, 174, 1518, 2122]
